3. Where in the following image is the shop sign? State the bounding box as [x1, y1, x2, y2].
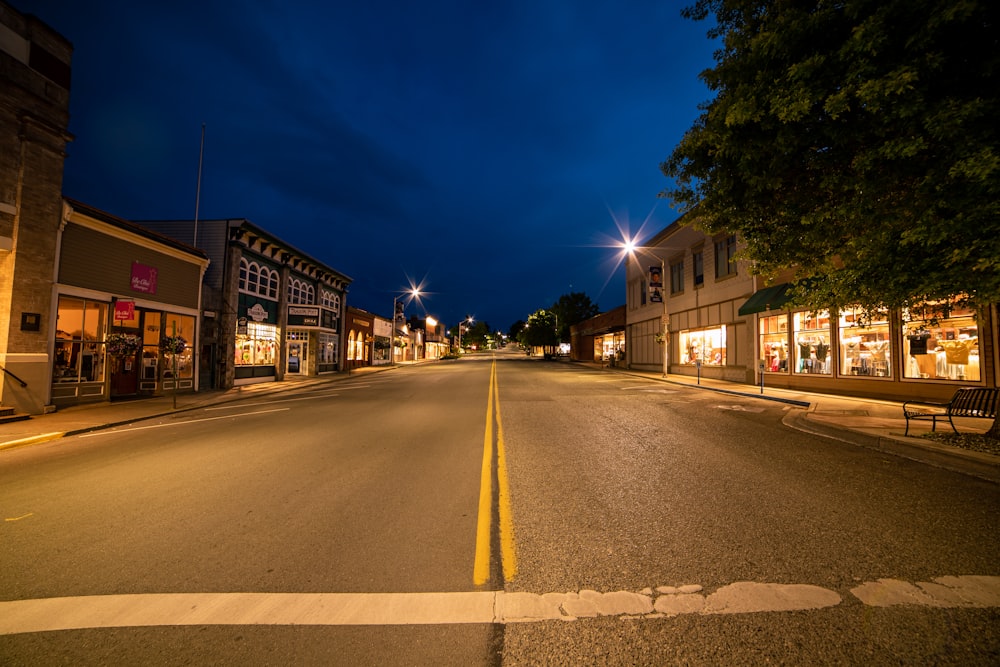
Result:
[114, 300, 135, 321]
[237, 317, 248, 335]
[130, 262, 158, 294]
[373, 318, 392, 337]
[288, 306, 320, 327]
[247, 303, 269, 322]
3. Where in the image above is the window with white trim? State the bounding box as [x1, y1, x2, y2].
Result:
[239, 258, 279, 299]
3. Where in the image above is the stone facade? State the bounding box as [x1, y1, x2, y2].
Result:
[0, 3, 73, 413]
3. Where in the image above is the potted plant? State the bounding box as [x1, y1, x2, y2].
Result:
[159, 335, 187, 355]
[106, 332, 142, 357]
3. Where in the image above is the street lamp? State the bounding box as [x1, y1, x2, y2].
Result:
[457, 315, 473, 354]
[390, 287, 421, 365]
[624, 240, 669, 378]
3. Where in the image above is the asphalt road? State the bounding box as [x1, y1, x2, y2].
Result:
[1, 350, 997, 665]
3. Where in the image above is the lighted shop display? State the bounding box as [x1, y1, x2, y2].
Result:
[792, 310, 832, 375]
[235, 322, 278, 366]
[679, 326, 726, 365]
[53, 297, 107, 383]
[759, 314, 789, 372]
[903, 304, 979, 381]
[838, 308, 891, 378]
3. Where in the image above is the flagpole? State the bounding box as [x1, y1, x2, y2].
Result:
[193, 123, 205, 245]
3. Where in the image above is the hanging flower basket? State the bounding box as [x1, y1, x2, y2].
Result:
[107, 333, 142, 357]
[159, 335, 187, 355]
[655, 332, 667, 344]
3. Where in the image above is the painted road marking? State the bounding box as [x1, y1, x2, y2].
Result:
[78, 409, 290, 437]
[473, 358, 517, 585]
[204, 394, 340, 410]
[1, 576, 997, 635]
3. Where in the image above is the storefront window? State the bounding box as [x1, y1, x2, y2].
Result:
[235, 322, 279, 366]
[759, 314, 789, 373]
[163, 313, 195, 379]
[53, 297, 107, 383]
[902, 303, 980, 381]
[838, 307, 891, 377]
[319, 332, 339, 367]
[142, 312, 162, 381]
[792, 310, 831, 375]
[679, 326, 726, 365]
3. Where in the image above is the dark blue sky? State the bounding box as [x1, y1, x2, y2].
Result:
[22, 0, 716, 331]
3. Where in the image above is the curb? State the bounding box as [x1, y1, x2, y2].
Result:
[783, 408, 1000, 484]
[0, 432, 66, 451]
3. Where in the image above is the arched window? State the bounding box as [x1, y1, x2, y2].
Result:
[239, 258, 280, 299]
[266, 267, 278, 299]
[347, 330, 356, 360]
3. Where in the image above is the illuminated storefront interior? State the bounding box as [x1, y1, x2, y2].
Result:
[679, 326, 727, 365]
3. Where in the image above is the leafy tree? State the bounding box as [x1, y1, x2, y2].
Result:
[661, 0, 1000, 318]
[550, 292, 600, 342]
[508, 319, 526, 343]
[459, 320, 491, 351]
[518, 309, 559, 354]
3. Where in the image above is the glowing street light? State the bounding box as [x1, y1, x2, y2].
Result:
[391, 286, 421, 365]
[457, 315, 473, 353]
[623, 238, 670, 378]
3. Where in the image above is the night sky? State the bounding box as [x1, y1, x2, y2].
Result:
[20, 1, 716, 332]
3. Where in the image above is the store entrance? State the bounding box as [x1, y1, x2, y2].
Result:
[109, 326, 141, 398]
[110, 352, 139, 396]
[287, 340, 306, 374]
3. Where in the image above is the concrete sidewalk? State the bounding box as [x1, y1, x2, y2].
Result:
[1, 359, 997, 483]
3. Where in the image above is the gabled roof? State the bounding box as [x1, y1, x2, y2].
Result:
[64, 198, 209, 261]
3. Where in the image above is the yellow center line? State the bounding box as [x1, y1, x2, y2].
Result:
[495, 361, 517, 581]
[473, 358, 517, 585]
[472, 360, 495, 585]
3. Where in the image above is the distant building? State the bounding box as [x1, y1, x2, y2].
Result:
[137, 218, 352, 388]
[344, 306, 393, 369]
[570, 305, 625, 363]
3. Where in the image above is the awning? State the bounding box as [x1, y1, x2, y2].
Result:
[738, 283, 793, 316]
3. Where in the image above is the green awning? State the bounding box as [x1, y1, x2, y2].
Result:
[738, 283, 793, 316]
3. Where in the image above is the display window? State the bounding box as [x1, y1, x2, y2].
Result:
[53, 297, 107, 383]
[679, 326, 726, 365]
[902, 302, 980, 381]
[838, 307, 891, 378]
[163, 313, 195, 379]
[235, 322, 279, 366]
[792, 310, 831, 375]
[759, 314, 789, 373]
[141, 312, 162, 381]
[319, 332, 339, 366]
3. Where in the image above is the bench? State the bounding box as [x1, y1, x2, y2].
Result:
[903, 387, 999, 436]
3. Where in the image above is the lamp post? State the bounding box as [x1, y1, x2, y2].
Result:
[625, 240, 669, 378]
[390, 287, 421, 366]
[457, 316, 472, 354]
